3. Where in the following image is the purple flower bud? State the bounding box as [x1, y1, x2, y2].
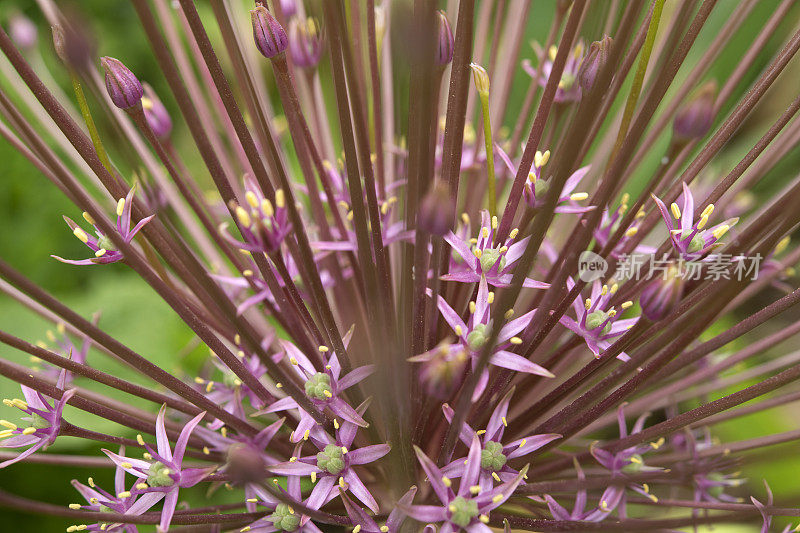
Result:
[639, 264, 684, 321]
[673, 81, 717, 143]
[417, 344, 468, 400]
[9, 13, 38, 51]
[436, 10, 454, 66]
[288, 18, 323, 69]
[578, 35, 612, 92]
[418, 180, 455, 236]
[142, 83, 172, 140]
[251, 5, 288, 59]
[100, 56, 143, 110]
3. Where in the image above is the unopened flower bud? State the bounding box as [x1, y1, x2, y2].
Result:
[436, 11, 454, 66]
[418, 181, 455, 236]
[578, 35, 612, 92]
[673, 81, 717, 143]
[142, 83, 172, 140]
[251, 5, 288, 59]
[10, 13, 38, 51]
[639, 264, 684, 321]
[101, 57, 143, 110]
[52, 22, 94, 71]
[225, 443, 267, 485]
[470, 63, 490, 96]
[289, 18, 323, 69]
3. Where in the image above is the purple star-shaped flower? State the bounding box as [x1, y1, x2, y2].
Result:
[53, 187, 154, 266]
[102, 405, 214, 532]
[441, 389, 560, 490]
[0, 368, 76, 468]
[260, 339, 374, 441]
[589, 407, 664, 520]
[593, 195, 656, 259]
[442, 210, 549, 289]
[559, 278, 639, 360]
[220, 175, 291, 255]
[543, 459, 608, 522]
[400, 436, 528, 533]
[70, 446, 164, 532]
[523, 40, 585, 103]
[496, 145, 594, 215]
[268, 403, 391, 513]
[412, 276, 553, 400]
[652, 182, 738, 261]
[242, 474, 324, 533]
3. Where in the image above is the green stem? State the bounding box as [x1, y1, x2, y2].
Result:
[608, 0, 666, 165]
[479, 94, 497, 219]
[69, 71, 114, 174]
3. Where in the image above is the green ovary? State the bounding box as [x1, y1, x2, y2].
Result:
[269, 503, 301, 531]
[480, 440, 507, 472]
[449, 496, 479, 527]
[585, 310, 612, 335]
[467, 324, 490, 351]
[316, 444, 345, 475]
[304, 372, 332, 400]
[146, 461, 175, 487]
[479, 248, 506, 272]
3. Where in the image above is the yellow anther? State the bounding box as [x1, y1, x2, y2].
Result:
[275, 383, 283, 389]
[624, 226, 638, 237]
[487, 292, 495, 304]
[504, 309, 515, 320]
[381, 527, 389, 532]
[470, 485, 481, 495]
[697, 214, 709, 230]
[136, 483, 148, 490]
[476, 429, 486, 435]
[469, 301, 476, 314]
[94, 248, 106, 258]
[480, 514, 490, 524]
[120, 462, 133, 469]
[621, 301, 633, 309]
[0, 429, 14, 439]
[528, 171, 537, 183]
[275, 189, 286, 208]
[137, 434, 145, 446]
[701, 204, 715, 218]
[22, 427, 36, 435]
[776, 236, 791, 254]
[353, 526, 362, 533]
[88, 477, 95, 488]
[481, 227, 490, 239]
[73, 227, 89, 244]
[12, 399, 27, 410]
[262, 199, 274, 217]
[116, 198, 126, 217]
[118, 491, 131, 499]
[492, 494, 504, 503]
[570, 192, 589, 202]
[323, 390, 333, 398]
[455, 325, 463, 336]
[303, 430, 310, 441]
[289, 456, 297, 462]
[241, 528, 252, 532]
[235, 206, 252, 227]
[289, 357, 298, 365]
[491, 216, 498, 229]
[339, 477, 346, 488]
[601, 284, 608, 295]
[205, 381, 214, 393]
[600, 500, 609, 511]
[509, 228, 519, 239]
[670, 202, 681, 219]
[203, 447, 210, 455]
[621, 193, 630, 205]
[333, 419, 340, 429]
[519, 438, 526, 448]
[319, 345, 329, 353]
[650, 437, 665, 449]
[143, 453, 152, 460]
[311, 471, 317, 483]
[712, 225, 730, 240]
[648, 493, 658, 502]
[245, 191, 259, 209]
[635, 206, 646, 219]
[194, 377, 205, 384]
[492, 472, 501, 482]
[642, 483, 650, 493]
[442, 476, 452, 487]
[585, 298, 592, 310]
[69, 504, 82, 510]
[629, 456, 642, 464]
[607, 309, 617, 317]
[548, 45, 558, 61]
[82, 212, 96, 225]
[246, 498, 259, 503]
[502, 416, 508, 427]
[510, 337, 522, 345]
[0, 420, 17, 430]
